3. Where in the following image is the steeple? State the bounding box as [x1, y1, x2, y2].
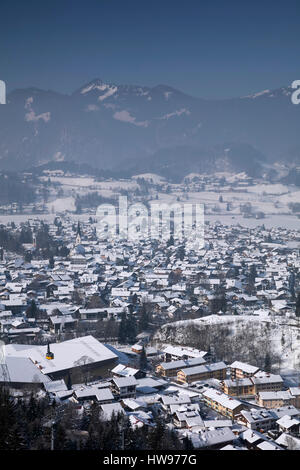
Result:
[46, 342, 54, 360]
[75, 221, 82, 245]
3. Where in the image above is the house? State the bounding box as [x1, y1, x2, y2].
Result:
[172, 404, 203, 429]
[5, 335, 118, 383]
[177, 362, 227, 384]
[258, 391, 295, 409]
[163, 345, 208, 362]
[0, 356, 51, 390]
[238, 409, 276, 432]
[240, 429, 267, 450]
[1, 298, 27, 314]
[251, 374, 283, 394]
[121, 398, 148, 412]
[276, 415, 300, 434]
[156, 356, 206, 378]
[256, 440, 283, 450]
[160, 394, 191, 412]
[289, 387, 300, 408]
[111, 364, 145, 380]
[78, 308, 109, 321]
[136, 377, 167, 394]
[275, 433, 300, 450]
[131, 344, 143, 354]
[223, 374, 284, 397]
[184, 427, 237, 450]
[202, 388, 243, 419]
[100, 402, 125, 421]
[111, 376, 137, 399]
[74, 386, 114, 404]
[222, 378, 255, 397]
[230, 361, 259, 379]
[49, 315, 77, 333]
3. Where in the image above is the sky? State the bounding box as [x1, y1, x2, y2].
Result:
[0, 0, 299, 99]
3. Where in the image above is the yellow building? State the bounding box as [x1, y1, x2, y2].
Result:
[223, 374, 284, 397]
[202, 388, 243, 419]
[258, 391, 295, 409]
[230, 361, 259, 380]
[156, 356, 206, 378]
[223, 378, 255, 397]
[177, 362, 227, 384]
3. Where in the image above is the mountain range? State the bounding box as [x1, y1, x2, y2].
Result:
[0, 79, 299, 179]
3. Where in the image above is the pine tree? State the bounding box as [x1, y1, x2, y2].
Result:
[167, 235, 174, 246]
[148, 416, 165, 450]
[26, 299, 38, 319]
[118, 312, 128, 344]
[264, 352, 272, 373]
[66, 372, 72, 390]
[139, 346, 147, 370]
[0, 387, 25, 449]
[296, 293, 300, 317]
[49, 254, 54, 269]
[139, 303, 149, 332]
[127, 313, 137, 344]
[24, 251, 32, 263]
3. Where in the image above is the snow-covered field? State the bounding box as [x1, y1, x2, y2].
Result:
[47, 196, 76, 213]
[132, 173, 166, 184]
[40, 176, 95, 187]
[1, 175, 299, 228]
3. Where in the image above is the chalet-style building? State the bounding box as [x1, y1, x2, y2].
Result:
[177, 362, 227, 384]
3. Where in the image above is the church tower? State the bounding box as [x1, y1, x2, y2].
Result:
[75, 221, 82, 245]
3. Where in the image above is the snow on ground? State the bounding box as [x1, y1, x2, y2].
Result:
[278, 190, 300, 204]
[246, 184, 291, 195]
[91, 181, 139, 191]
[41, 176, 95, 187]
[150, 184, 299, 221]
[156, 314, 300, 371]
[47, 196, 76, 213]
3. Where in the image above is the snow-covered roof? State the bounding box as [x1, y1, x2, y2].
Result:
[259, 391, 292, 401]
[276, 414, 300, 429]
[275, 432, 300, 449]
[113, 376, 137, 388]
[0, 356, 50, 384]
[230, 361, 259, 374]
[159, 356, 206, 370]
[5, 335, 117, 375]
[44, 379, 68, 393]
[100, 402, 125, 420]
[163, 345, 207, 359]
[203, 388, 242, 410]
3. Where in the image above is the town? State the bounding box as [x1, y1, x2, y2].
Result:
[0, 170, 299, 450]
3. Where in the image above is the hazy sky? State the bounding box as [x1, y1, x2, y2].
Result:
[1, 0, 299, 98]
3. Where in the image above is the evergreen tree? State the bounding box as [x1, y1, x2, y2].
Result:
[49, 254, 54, 269]
[177, 245, 185, 261]
[264, 352, 272, 373]
[26, 299, 38, 319]
[296, 293, 300, 317]
[0, 387, 26, 450]
[139, 346, 147, 370]
[118, 312, 128, 344]
[167, 235, 174, 246]
[139, 303, 149, 332]
[66, 372, 72, 390]
[127, 313, 137, 344]
[24, 251, 32, 263]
